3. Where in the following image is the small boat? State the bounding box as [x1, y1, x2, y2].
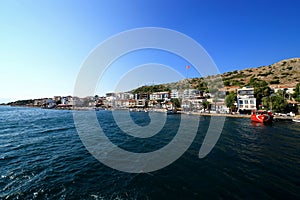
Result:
[251, 110, 273, 123]
[292, 116, 300, 123]
[292, 119, 300, 123]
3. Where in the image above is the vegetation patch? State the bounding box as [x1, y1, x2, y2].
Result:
[270, 80, 280, 84]
[281, 61, 287, 66]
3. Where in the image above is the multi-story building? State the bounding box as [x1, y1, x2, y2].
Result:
[170, 89, 184, 99]
[183, 89, 199, 99]
[150, 91, 170, 101]
[170, 89, 200, 99]
[115, 92, 134, 100]
[210, 100, 230, 113]
[237, 86, 256, 113]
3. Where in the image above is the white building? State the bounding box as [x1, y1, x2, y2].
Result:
[115, 92, 134, 100]
[271, 86, 295, 100]
[189, 98, 207, 110]
[170, 89, 199, 99]
[150, 91, 170, 101]
[171, 89, 184, 99]
[237, 87, 256, 112]
[183, 89, 199, 99]
[105, 93, 117, 102]
[210, 100, 230, 113]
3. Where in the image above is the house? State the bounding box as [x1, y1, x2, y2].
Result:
[186, 98, 208, 111]
[170, 89, 200, 99]
[53, 96, 62, 103]
[210, 100, 230, 113]
[136, 99, 146, 108]
[128, 99, 136, 108]
[171, 89, 184, 99]
[45, 98, 56, 108]
[237, 86, 256, 113]
[150, 91, 170, 101]
[270, 85, 295, 100]
[33, 99, 44, 107]
[134, 93, 149, 100]
[183, 89, 199, 99]
[114, 99, 130, 108]
[115, 92, 134, 100]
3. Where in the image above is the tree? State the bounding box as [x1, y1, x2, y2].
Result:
[198, 81, 208, 95]
[171, 98, 181, 108]
[202, 101, 210, 111]
[225, 92, 236, 112]
[223, 80, 230, 86]
[293, 83, 300, 102]
[132, 85, 171, 94]
[262, 97, 270, 110]
[270, 91, 287, 113]
[248, 78, 271, 107]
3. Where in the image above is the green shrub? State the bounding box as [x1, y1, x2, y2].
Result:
[281, 61, 287, 66]
[223, 80, 231, 86]
[270, 80, 280, 84]
[291, 59, 297, 63]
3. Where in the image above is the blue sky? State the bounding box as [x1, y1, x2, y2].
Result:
[1, 0, 300, 102]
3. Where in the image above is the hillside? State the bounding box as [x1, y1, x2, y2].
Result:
[221, 57, 300, 88]
[133, 58, 300, 93]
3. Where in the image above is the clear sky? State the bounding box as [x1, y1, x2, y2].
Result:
[1, 0, 300, 102]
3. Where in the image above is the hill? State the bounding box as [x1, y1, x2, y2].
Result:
[221, 57, 300, 88]
[132, 58, 300, 94]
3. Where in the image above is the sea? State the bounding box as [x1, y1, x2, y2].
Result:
[0, 106, 299, 199]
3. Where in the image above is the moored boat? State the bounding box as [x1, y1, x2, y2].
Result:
[251, 110, 273, 123]
[292, 119, 300, 123]
[292, 116, 300, 123]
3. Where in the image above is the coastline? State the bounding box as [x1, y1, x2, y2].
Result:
[2, 105, 295, 121]
[179, 111, 294, 121]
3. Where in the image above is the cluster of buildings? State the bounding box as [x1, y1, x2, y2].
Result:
[103, 89, 212, 111]
[31, 85, 297, 113]
[33, 96, 95, 109]
[31, 89, 214, 111]
[237, 85, 297, 113]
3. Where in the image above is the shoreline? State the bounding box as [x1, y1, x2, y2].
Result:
[179, 110, 294, 121]
[1, 105, 295, 121]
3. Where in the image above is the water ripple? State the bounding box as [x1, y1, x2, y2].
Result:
[0, 106, 299, 199]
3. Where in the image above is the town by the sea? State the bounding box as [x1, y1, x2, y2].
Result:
[1, 106, 300, 199]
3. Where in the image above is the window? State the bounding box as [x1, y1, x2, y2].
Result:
[239, 100, 243, 104]
[245, 100, 249, 104]
[250, 100, 254, 105]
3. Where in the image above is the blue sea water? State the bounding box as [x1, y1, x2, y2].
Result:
[0, 106, 300, 199]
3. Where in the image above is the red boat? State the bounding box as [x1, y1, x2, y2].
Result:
[251, 110, 273, 123]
